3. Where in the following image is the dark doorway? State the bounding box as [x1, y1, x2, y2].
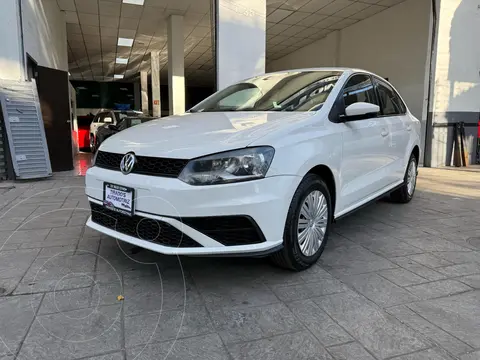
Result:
[37, 66, 73, 171]
[26, 54, 38, 82]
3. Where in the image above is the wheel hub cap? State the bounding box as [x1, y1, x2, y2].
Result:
[407, 160, 417, 196]
[297, 190, 328, 257]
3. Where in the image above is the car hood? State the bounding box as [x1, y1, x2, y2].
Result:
[99, 111, 314, 158]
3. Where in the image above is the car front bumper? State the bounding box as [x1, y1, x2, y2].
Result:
[85, 166, 302, 255]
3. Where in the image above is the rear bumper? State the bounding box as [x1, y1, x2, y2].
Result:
[85, 166, 302, 255]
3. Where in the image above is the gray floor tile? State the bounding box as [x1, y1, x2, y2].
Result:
[437, 263, 480, 277]
[0, 249, 39, 279]
[377, 268, 428, 287]
[18, 304, 122, 360]
[0, 294, 42, 356]
[391, 348, 455, 359]
[458, 274, 480, 289]
[406, 280, 472, 299]
[227, 331, 333, 360]
[286, 299, 353, 346]
[460, 350, 480, 360]
[211, 302, 304, 344]
[123, 275, 204, 316]
[125, 306, 214, 347]
[196, 277, 278, 310]
[314, 290, 429, 359]
[408, 291, 480, 348]
[408, 253, 454, 268]
[319, 245, 397, 275]
[0, 278, 21, 297]
[327, 342, 376, 360]
[37, 246, 76, 258]
[357, 236, 424, 258]
[386, 305, 473, 356]
[38, 287, 95, 315]
[433, 251, 480, 265]
[126, 333, 230, 360]
[391, 257, 447, 281]
[81, 352, 124, 360]
[402, 236, 470, 252]
[271, 278, 348, 302]
[15, 253, 97, 293]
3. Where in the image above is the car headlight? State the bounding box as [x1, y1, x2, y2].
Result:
[179, 147, 275, 185]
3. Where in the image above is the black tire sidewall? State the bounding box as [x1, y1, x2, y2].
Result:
[284, 175, 332, 269]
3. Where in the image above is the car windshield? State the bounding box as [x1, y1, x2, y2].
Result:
[189, 71, 342, 113]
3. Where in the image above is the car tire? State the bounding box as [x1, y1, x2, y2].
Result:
[90, 135, 96, 153]
[270, 174, 332, 271]
[390, 154, 417, 203]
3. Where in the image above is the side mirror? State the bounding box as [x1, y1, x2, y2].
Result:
[107, 124, 117, 130]
[341, 102, 380, 121]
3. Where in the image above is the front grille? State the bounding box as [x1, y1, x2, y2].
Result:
[182, 216, 266, 246]
[90, 202, 201, 248]
[95, 151, 189, 177]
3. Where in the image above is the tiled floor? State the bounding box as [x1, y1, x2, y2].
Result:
[0, 168, 479, 360]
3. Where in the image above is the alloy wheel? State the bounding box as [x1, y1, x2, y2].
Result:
[297, 190, 328, 257]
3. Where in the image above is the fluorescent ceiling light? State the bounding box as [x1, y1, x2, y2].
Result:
[120, 87, 128, 91]
[123, 0, 144, 4]
[114, 74, 125, 79]
[77, 86, 87, 90]
[118, 37, 134, 47]
[116, 57, 129, 64]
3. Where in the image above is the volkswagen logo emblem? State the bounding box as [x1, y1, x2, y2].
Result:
[120, 152, 136, 175]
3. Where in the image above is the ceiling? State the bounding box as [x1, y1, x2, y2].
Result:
[62, 0, 406, 85]
[265, 0, 406, 61]
[61, 0, 213, 84]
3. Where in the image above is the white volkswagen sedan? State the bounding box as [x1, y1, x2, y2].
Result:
[85, 68, 420, 270]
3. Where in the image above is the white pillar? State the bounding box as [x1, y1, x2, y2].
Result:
[215, 0, 266, 90]
[168, 15, 185, 115]
[140, 71, 149, 115]
[151, 51, 161, 117]
[0, 0, 24, 80]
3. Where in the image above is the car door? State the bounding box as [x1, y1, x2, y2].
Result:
[336, 74, 391, 211]
[90, 112, 107, 136]
[373, 77, 410, 183]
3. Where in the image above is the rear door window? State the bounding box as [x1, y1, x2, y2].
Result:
[374, 78, 406, 115]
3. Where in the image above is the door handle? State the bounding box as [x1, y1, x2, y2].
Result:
[381, 130, 389, 137]
[406, 125, 412, 131]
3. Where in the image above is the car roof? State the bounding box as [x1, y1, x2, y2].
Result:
[264, 67, 373, 76]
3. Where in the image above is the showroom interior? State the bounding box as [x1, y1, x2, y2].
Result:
[0, 0, 478, 180]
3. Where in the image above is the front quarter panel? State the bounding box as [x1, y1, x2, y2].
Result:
[263, 115, 342, 213]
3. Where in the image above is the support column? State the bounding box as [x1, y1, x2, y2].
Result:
[140, 71, 149, 115]
[150, 51, 161, 117]
[424, 0, 479, 167]
[133, 81, 141, 111]
[168, 15, 185, 115]
[0, 0, 24, 80]
[215, 0, 266, 90]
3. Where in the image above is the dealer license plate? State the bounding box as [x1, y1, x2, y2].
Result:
[103, 183, 135, 216]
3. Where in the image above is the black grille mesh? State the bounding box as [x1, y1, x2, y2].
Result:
[95, 151, 188, 177]
[90, 202, 200, 248]
[182, 216, 266, 246]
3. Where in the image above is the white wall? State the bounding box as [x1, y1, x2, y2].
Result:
[431, 0, 480, 114]
[268, 0, 431, 121]
[22, 0, 68, 71]
[216, 0, 266, 89]
[427, 0, 480, 167]
[0, 0, 23, 80]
